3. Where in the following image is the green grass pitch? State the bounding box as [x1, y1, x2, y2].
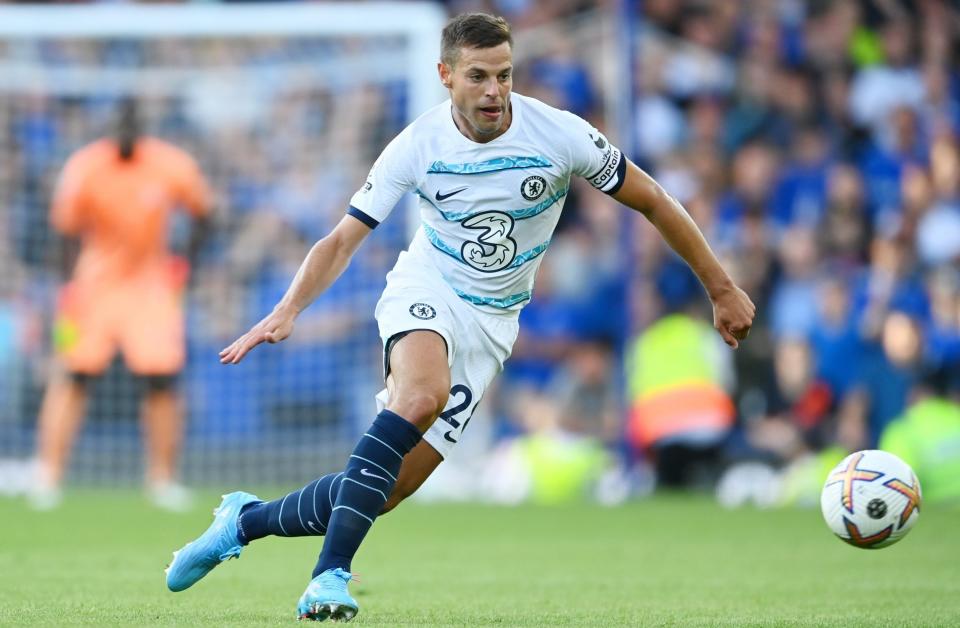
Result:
[1, 492, 958, 626]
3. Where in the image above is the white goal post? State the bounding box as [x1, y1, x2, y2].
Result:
[0, 2, 448, 120]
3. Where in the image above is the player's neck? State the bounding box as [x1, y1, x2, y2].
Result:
[451, 103, 513, 144]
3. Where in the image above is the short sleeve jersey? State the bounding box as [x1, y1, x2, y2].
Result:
[348, 93, 626, 315]
[51, 137, 211, 284]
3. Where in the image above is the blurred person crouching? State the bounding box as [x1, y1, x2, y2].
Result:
[626, 260, 735, 490]
[880, 365, 960, 505]
[480, 336, 618, 506]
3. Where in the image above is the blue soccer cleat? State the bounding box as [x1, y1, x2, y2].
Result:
[165, 491, 260, 592]
[297, 568, 359, 622]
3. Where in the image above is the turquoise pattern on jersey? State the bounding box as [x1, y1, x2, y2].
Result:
[417, 187, 569, 222]
[427, 155, 552, 175]
[422, 224, 464, 263]
[507, 239, 550, 269]
[503, 188, 568, 220]
[450, 285, 532, 309]
[423, 224, 550, 272]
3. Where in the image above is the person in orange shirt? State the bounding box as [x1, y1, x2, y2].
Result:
[30, 99, 212, 510]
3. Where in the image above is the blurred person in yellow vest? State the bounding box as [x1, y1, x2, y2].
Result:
[517, 433, 610, 504]
[627, 261, 735, 489]
[880, 367, 960, 504]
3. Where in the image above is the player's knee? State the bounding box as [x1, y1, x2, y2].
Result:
[391, 389, 449, 429]
[143, 374, 179, 392]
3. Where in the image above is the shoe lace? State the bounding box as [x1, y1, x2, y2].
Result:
[218, 546, 242, 562]
[322, 568, 358, 588]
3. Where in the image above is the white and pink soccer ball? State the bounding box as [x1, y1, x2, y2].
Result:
[820, 450, 921, 549]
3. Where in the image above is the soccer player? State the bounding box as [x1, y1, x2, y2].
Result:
[31, 99, 212, 511]
[165, 13, 755, 621]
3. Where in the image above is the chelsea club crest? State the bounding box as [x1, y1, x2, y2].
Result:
[409, 303, 437, 320]
[520, 175, 546, 201]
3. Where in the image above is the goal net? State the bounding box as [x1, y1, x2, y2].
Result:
[0, 2, 446, 488]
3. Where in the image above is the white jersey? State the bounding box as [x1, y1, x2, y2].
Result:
[348, 92, 626, 317]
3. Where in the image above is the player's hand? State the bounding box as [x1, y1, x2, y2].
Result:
[711, 284, 755, 349]
[219, 304, 297, 364]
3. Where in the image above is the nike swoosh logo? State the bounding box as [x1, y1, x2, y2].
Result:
[307, 520, 325, 534]
[360, 468, 388, 482]
[435, 187, 468, 201]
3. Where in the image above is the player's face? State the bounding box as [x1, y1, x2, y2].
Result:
[440, 42, 513, 143]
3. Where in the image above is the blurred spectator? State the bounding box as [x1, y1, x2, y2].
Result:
[916, 136, 960, 266]
[923, 267, 960, 388]
[660, 4, 736, 100]
[736, 338, 823, 464]
[854, 310, 926, 446]
[714, 142, 778, 247]
[768, 226, 821, 340]
[626, 261, 734, 489]
[526, 35, 597, 118]
[853, 236, 929, 343]
[503, 254, 583, 395]
[818, 164, 870, 268]
[849, 19, 925, 140]
[771, 126, 831, 230]
[548, 336, 622, 447]
[721, 58, 783, 154]
[859, 106, 927, 226]
[810, 275, 861, 402]
[880, 369, 960, 504]
[634, 62, 685, 161]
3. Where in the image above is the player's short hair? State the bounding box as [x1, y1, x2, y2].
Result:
[441, 13, 512, 68]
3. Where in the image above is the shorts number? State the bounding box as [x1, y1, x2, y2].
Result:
[439, 384, 474, 443]
[461, 211, 516, 272]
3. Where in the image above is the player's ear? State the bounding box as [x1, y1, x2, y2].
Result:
[438, 62, 452, 89]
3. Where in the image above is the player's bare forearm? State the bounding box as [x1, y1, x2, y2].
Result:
[613, 160, 756, 347]
[219, 215, 372, 364]
[613, 161, 731, 298]
[278, 229, 361, 314]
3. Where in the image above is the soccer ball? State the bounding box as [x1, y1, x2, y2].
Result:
[820, 450, 921, 549]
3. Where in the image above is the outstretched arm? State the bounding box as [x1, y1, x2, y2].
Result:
[613, 159, 756, 348]
[219, 214, 373, 364]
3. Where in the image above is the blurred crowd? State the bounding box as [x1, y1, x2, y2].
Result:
[1, 0, 959, 504]
[622, 0, 960, 505]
